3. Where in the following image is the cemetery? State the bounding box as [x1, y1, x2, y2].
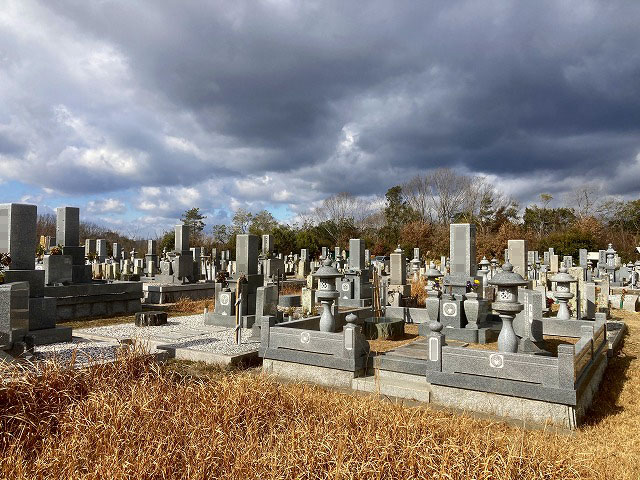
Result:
[0, 198, 639, 478]
[0, 200, 634, 430]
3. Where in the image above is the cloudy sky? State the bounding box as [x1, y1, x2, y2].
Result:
[1, 1, 639, 236]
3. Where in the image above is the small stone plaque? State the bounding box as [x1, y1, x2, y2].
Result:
[489, 353, 504, 368]
[442, 302, 457, 317]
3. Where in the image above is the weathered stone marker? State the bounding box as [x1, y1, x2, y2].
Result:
[134, 311, 168, 327]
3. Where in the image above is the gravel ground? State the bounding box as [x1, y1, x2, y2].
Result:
[33, 338, 126, 366]
[76, 314, 260, 355]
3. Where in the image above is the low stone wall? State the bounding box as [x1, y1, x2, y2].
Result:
[143, 282, 215, 304]
[45, 281, 143, 321]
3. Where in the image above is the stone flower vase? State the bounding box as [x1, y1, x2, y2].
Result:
[497, 314, 518, 353]
[464, 292, 479, 329]
[425, 296, 440, 327]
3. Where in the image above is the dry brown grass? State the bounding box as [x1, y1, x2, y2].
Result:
[369, 323, 424, 353]
[279, 283, 303, 296]
[0, 312, 639, 478]
[166, 297, 215, 314]
[410, 277, 428, 307]
[60, 314, 136, 329]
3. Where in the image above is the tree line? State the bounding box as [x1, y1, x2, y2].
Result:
[35, 168, 640, 262]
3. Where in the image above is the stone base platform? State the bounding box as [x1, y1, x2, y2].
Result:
[352, 369, 588, 430]
[263, 359, 366, 388]
[418, 321, 501, 344]
[27, 326, 73, 345]
[143, 282, 215, 304]
[45, 282, 143, 321]
[74, 314, 260, 366]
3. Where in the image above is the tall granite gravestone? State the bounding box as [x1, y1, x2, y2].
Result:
[441, 224, 477, 327]
[387, 246, 410, 306]
[237, 234, 258, 275]
[1, 203, 71, 344]
[85, 239, 96, 257]
[96, 239, 107, 262]
[340, 238, 372, 307]
[155, 225, 193, 283]
[145, 239, 158, 275]
[262, 234, 273, 256]
[297, 248, 310, 279]
[56, 207, 91, 283]
[579, 249, 588, 269]
[113, 242, 123, 261]
[508, 240, 527, 279]
[205, 234, 264, 328]
[451, 224, 477, 277]
[440, 223, 477, 328]
[419, 223, 495, 343]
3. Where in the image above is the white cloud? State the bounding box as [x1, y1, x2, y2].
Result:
[87, 198, 126, 214]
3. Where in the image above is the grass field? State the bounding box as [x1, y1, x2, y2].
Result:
[0, 309, 638, 479]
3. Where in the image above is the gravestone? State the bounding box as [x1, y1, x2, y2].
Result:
[175, 225, 190, 254]
[56, 207, 90, 283]
[579, 249, 588, 268]
[236, 234, 259, 275]
[584, 283, 596, 319]
[256, 284, 279, 317]
[349, 238, 365, 271]
[113, 242, 123, 261]
[262, 234, 274, 255]
[85, 239, 96, 257]
[56, 207, 79, 247]
[301, 287, 316, 313]
[390, 246, 406, 285]
[513, 289, 545, 353]
[0, 281, 29, 351]
[508, 240, 527, 279]
[96, 239, 107, 262]
[451, 224, 477, 276]
[44, 254, 72, 285]
[3, 204, 71, 343]
[0, 203, 37, 270]
[145, 239, 158, 274]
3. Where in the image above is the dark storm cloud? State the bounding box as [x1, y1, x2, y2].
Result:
[2, 0, 640, 220]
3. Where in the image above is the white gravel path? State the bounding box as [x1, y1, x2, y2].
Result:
[33, 338, 125, 366]
[75, 314, 260, 355]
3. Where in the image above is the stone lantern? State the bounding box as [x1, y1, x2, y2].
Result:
[410, 256, 421, 282]
[313, 257, 342, 332]
[605, 243, 617, 281]
[550, 266, 577, 320]
[423, 262, 443, 328]
[478, 256, 491, 287]
[424, 262, 443, 295]
[488, 262, 527, 353]
[489, 258, 498, 279]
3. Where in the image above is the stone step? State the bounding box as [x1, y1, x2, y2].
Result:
[352, 371, 430, 403]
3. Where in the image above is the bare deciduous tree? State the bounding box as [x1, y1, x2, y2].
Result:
[565, 184, 601, 218]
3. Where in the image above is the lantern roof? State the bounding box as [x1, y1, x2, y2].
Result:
[488, 262, 527, 287]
